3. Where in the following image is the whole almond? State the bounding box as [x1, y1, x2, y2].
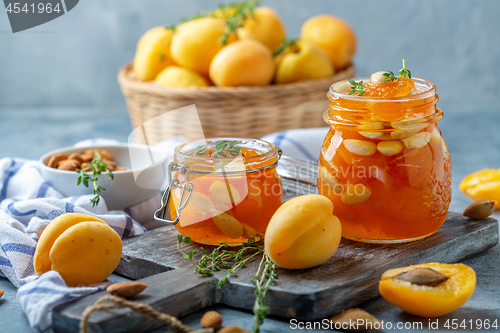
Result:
[57, 159, 80, 171]
[81, 150, 95, 162]
[68, 153, 84, 164]
[0, 289, 4, 298]
[47, 153, 68, 168]
[330, 308, 380, 331]
[106, 282, 147, 298]
[80, 162, 91, 171]
[218, 326, 249, 333]
[200, 311, 223, 329]
[99, 150, 114, 161]
[463, 200, 497, 220]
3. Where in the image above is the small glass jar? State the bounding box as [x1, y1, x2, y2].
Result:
[318, 77, 452, 243]
[155, 138, 284, 245]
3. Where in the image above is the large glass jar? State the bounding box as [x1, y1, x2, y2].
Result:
[155, 138, 284, 245]
[318, 77, 451, 243]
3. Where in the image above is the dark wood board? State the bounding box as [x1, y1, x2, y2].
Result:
[53, 213, 499, 333]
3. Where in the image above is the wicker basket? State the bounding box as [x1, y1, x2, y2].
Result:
[118, 63, 355, 144]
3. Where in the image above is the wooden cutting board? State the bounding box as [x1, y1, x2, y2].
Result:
[53, 212, 498, 333]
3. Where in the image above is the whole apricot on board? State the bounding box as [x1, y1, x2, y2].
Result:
[210, 39, 275, 87]
[301, 15, 356, 70]
[264, 195, 341, 269]
[460, 168, 500, 207]
[275, 40, 333, 84]
[171, 17, 237, 76]
[133, 27, 176, 81]
[155, 66, 209, 88]
[379, 263, 476, 317]
[237, 6, 286, 52]
[34, 213, 122, 287]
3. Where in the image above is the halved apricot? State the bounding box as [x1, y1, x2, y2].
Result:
[379, 263, 476, 317]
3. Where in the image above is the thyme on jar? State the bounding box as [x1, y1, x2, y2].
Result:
[194, 140, 243, 158]
[383, 59, 412, 81]
[348, 78, 367, 96]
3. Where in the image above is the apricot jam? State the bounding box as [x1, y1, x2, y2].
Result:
[318, 77, 451, 243]
[167, 138, 283, 245]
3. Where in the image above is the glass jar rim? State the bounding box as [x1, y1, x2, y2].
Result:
[174, 137, 279, 172]
[329, 77, 436, 102]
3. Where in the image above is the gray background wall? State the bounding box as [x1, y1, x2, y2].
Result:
[0, 0, 499, 108]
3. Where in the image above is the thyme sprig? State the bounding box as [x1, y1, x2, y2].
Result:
[76, 151, 114, 207]
[383, 59, 412, 82]
[273, 38, 297, 57]
[348, 78, 366, 96]
[194, 140, 243, 158]
[252, 253, 277, 333]
[218, 0, 262, 45]
[382, 71, 399, 82]
[177, 234, 277, 333]
[399, 59, 411, 79]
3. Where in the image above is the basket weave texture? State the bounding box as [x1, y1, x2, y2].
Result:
[118, 63, 355, 144]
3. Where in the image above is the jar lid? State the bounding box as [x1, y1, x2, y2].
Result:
[174, 138, 280, 173]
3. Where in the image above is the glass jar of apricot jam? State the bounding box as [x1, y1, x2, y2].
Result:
[318, 76, 451, 243]
[155, 138, 284, 245]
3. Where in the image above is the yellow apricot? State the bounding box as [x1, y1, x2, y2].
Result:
[170, 17, 237, 76]
[275, 40, 333, 84]
[155, 66, 208, 88]
[133, 26, 175, 81]
[34, 213, 105, 276]
[379, 263, 476, 317]
[209, 39, 275, 87]
[301, 15, 356, 70]
[264, 195, 342, 269]
[237, 7, 286, 52]
[50, 222, 122, 287]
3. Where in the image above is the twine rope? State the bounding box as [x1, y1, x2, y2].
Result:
[80, 295, 213, 333]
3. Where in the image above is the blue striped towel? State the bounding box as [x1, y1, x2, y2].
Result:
[0, 154, 148, 331]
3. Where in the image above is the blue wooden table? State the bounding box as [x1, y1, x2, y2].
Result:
[1, 103, 499, 332]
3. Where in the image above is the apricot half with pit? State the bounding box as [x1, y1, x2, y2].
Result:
[379, 262, 476, 317]
[264, 195, 341, 269]
[34, 213, 122, 287]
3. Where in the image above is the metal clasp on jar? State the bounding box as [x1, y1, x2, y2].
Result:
[154, 162, 194, 225]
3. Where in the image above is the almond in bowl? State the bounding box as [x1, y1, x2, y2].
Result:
[39, 144, 166, 210]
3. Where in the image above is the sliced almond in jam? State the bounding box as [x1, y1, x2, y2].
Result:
[343, 139, 377, 156]
[209, 181, 242, 205]
[189, 192, 214, 216]
[377, 141, 404, 156]
[319, 166, 343, 194]
[341, 184, 371, 205]
[402, 132, 432, 149]
[212, 213, 244, 239]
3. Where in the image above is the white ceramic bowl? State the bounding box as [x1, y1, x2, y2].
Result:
[39, 143, 166, 210]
